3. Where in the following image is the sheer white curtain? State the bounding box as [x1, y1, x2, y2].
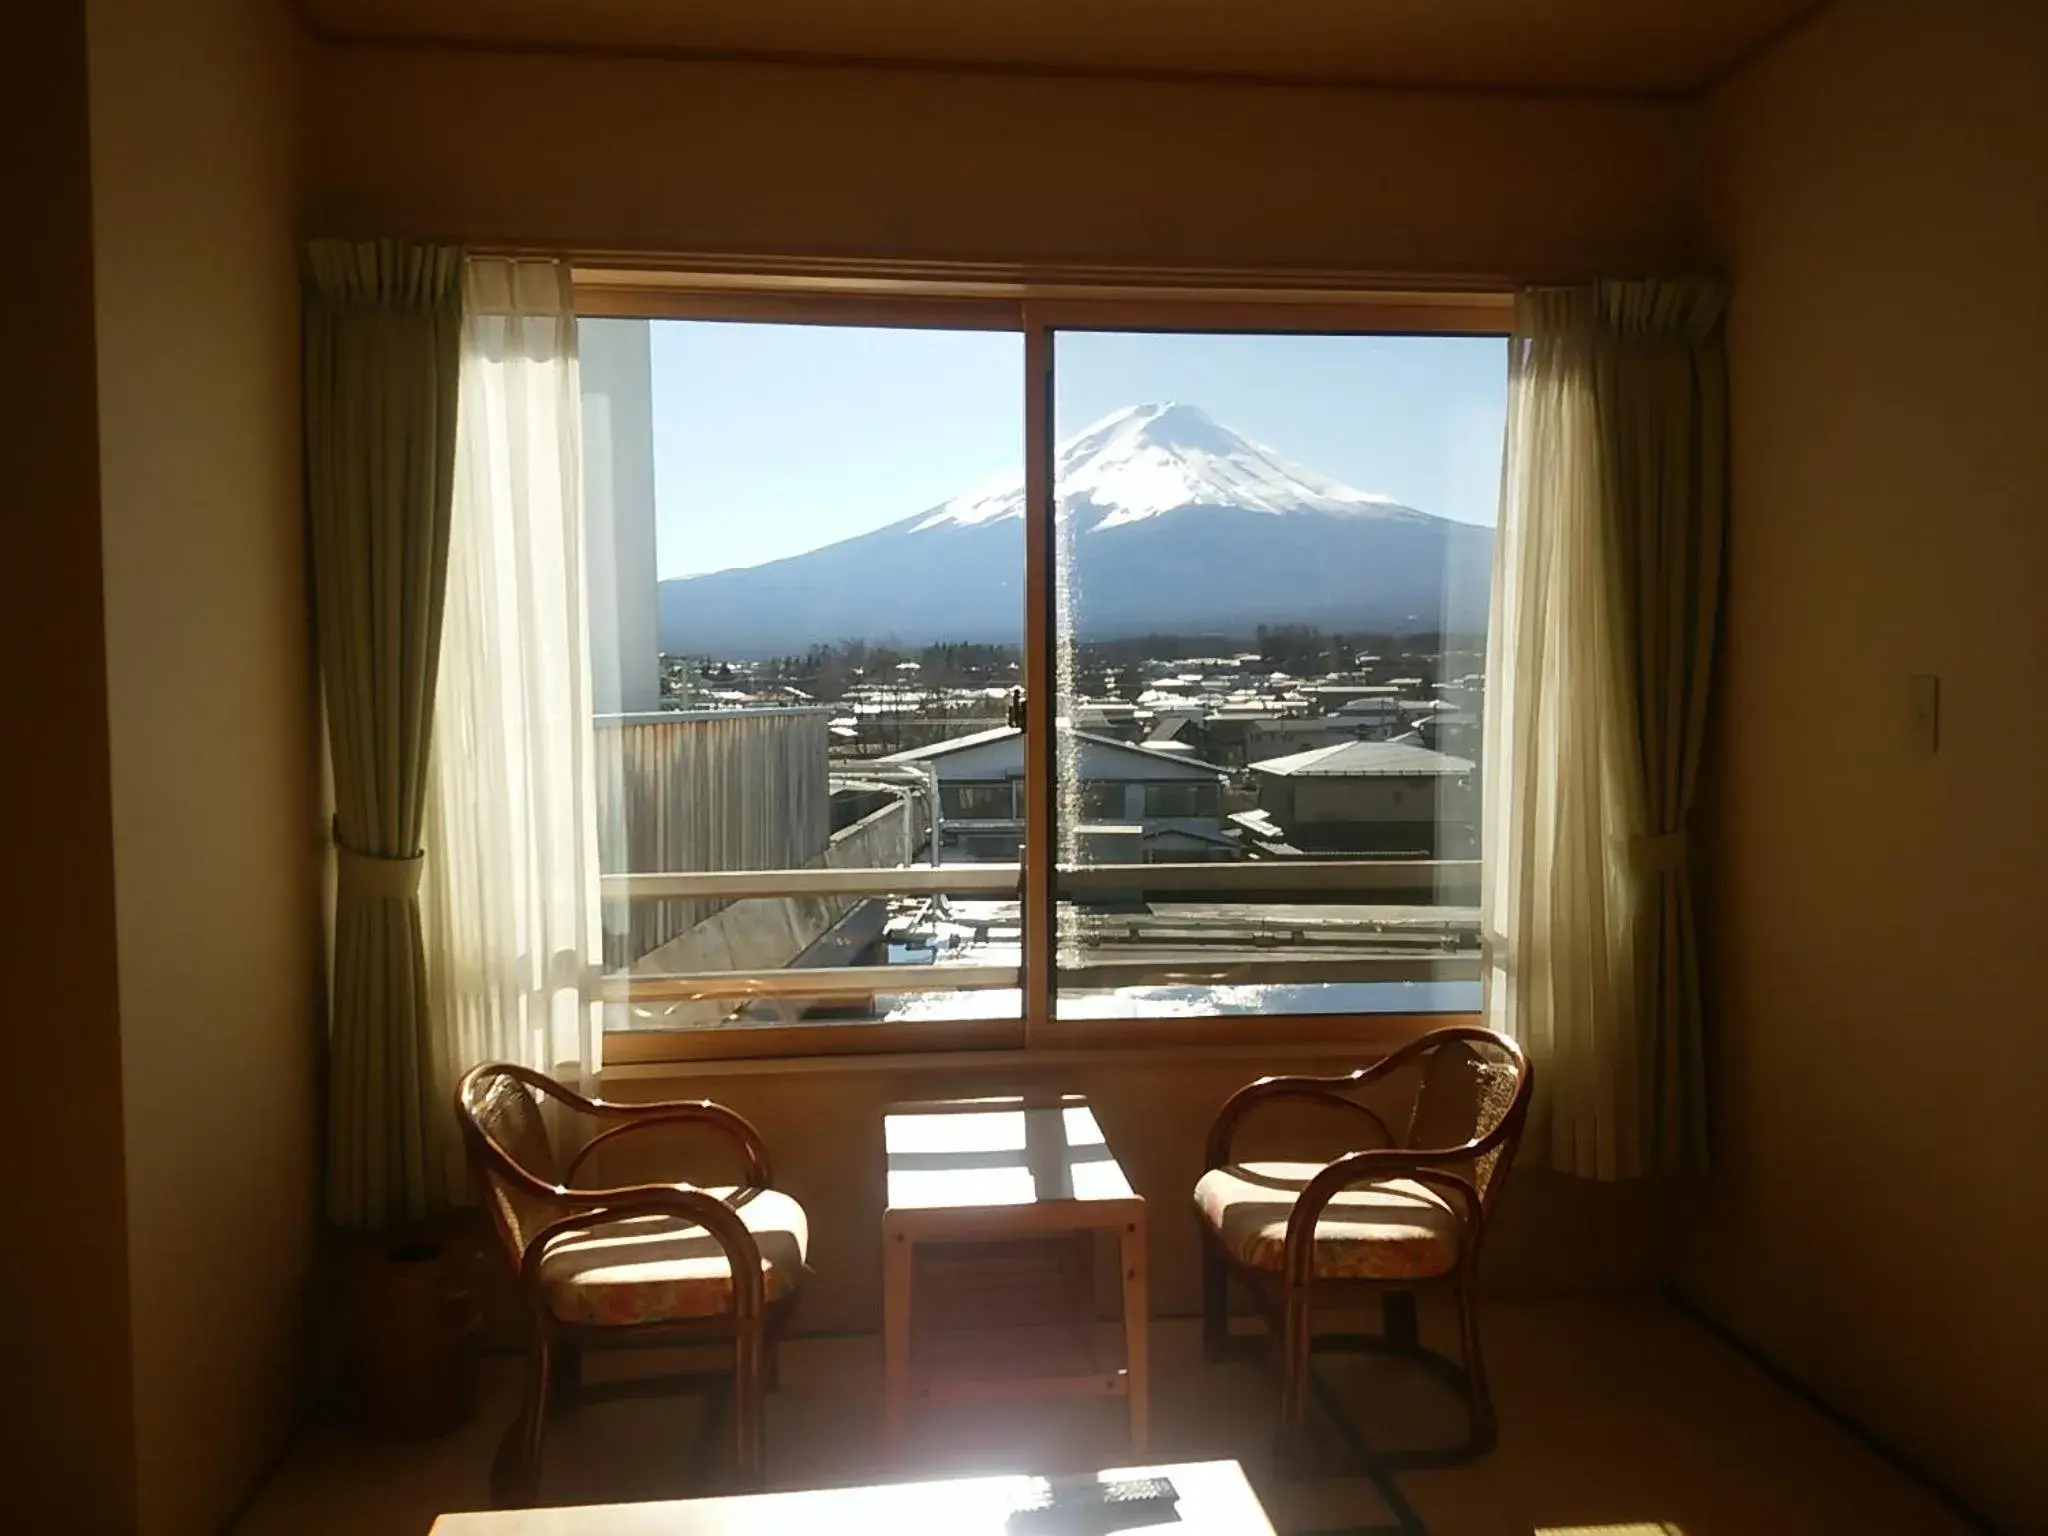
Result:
[1481, 289, 1645, 1180]
[422, 256, 603, 1202]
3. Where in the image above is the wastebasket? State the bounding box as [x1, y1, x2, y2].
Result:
[342, 1229, 481, 1440]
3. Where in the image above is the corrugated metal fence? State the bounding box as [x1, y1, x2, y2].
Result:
[595, 708, 832, 968]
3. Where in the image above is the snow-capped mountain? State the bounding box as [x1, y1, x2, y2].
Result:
[912, 402, 1412, 532]
[659, 403, 1493, 655]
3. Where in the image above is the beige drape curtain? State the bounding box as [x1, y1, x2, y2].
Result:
[306, 238, 464, 1230]
[1482, 280, 1728, 1179]
[1596, 280, 1729, 1173]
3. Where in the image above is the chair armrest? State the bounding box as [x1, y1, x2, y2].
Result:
[518, 1182, 770, 1320]
[470, 1066, 773, 1188]
[1281, 1148, 1485, 1285]
[564, 1105, 772, 1189]
[1205, 1072, 1400, 1170]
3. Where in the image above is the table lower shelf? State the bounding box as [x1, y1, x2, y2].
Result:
[911, 1321, 1131, 1405]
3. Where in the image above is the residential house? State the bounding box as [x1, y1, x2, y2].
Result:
[881, 726, 1234, 863]
[1243, 740, 1478, 857]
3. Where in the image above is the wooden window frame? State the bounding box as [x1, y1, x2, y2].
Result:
[575, 260, 1509, 1066]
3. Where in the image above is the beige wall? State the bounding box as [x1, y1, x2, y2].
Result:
[0, 4, 140, 1528]
[85, 1, 321, 1531]
[307, 45, 1703, 277]
[1689, 1, 2048, 1527]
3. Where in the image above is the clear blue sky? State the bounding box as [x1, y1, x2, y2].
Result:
[646, 321, 1506, 578]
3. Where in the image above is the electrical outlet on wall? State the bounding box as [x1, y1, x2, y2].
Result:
[1907, 674, 1940, 756]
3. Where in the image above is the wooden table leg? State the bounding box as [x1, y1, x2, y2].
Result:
[883, 1225, 913, 1463]
[1120, 1213, 1150, 1457]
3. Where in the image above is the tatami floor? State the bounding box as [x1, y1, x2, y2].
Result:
[234, 1300, 1977, 1536]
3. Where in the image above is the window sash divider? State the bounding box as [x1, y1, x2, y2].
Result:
[1021, 313, 1059, 1045]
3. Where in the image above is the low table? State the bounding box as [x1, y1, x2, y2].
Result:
[882, 1096, 1150, 1461]
[429, 1460, 1274, 1534]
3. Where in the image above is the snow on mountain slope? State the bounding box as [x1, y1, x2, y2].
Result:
[909, 401, 1417, 533]
[660, 402, 1493, 654]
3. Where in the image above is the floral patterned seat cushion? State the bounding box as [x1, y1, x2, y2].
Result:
[1194, 1161, 1462, 1280]
[536, 1187, 809, 1327]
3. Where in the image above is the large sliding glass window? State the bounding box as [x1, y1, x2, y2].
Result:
[576, 286, 1506, 1058]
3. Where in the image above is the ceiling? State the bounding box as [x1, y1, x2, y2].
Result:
[299, 0, 1823, 96]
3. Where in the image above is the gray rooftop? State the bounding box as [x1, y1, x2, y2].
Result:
[1249, 739, 1476, 778]
[881, 724, 1232, 776]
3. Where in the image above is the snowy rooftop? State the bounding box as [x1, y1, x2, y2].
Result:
[1249, 740, 1476, 778]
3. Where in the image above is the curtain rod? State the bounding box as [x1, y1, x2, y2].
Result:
[447, 242, 1534, 299]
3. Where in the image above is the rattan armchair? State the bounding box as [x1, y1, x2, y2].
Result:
[1194, 1025, 1531, 1471]
[455, 1063, 808, 1505]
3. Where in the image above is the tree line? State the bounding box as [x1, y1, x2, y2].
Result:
[670, 626, 1486, 701]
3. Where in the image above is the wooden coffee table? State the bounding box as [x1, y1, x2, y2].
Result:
[429, 1460, 1274, 1533]
[881, 1096, 1149, 1461]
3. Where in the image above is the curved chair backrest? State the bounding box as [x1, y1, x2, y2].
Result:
[455, 1063, 571, 1265]
[1398, 1026, 1532, 1211]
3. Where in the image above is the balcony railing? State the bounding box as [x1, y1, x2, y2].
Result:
[597, 859, 1478, 900]
[602, 858, 1481, 1019]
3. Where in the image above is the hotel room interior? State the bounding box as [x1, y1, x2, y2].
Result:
[6, 2, 2044, 1534]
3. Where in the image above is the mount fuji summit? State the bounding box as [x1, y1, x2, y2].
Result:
[658, 403, 1494, 655]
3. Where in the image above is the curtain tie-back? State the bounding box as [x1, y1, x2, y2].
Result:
[336, 840, 426, 901]
[1628, 828, 1690, 875]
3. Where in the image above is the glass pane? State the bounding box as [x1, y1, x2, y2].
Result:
[579, 317, 1026, 1036]
[1049, 332, 1505, 1019]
